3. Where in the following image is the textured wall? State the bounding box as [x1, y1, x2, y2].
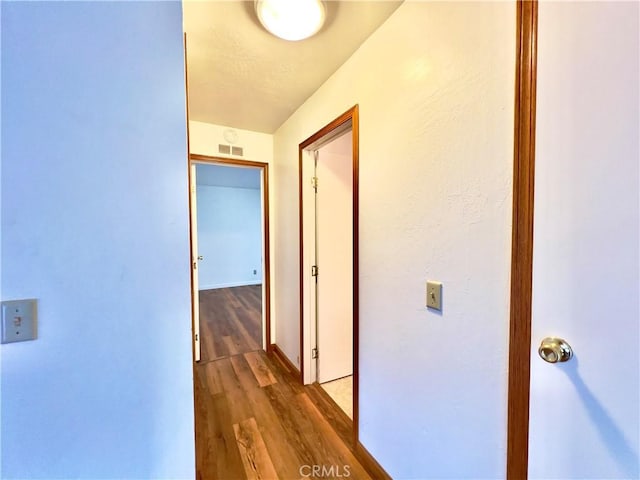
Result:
[1, 2, 194, 478]
[273, 2, 515, 477]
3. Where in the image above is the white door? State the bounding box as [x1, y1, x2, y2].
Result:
[529, 2, 639, 478]
[190, 163, 201, 362]
[316, 132, 353, 384]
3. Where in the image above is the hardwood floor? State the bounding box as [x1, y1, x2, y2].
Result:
[195, 286, 371, 480]
[199, 286, 262, 363]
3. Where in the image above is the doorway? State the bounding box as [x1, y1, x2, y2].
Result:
[299, 105, 359, 438]
[315, 131, 354, 419]
[189, 155, 271, 363]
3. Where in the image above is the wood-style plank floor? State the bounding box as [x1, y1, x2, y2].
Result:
[195, 286, 371, 480]
[199, 286, 262, 363]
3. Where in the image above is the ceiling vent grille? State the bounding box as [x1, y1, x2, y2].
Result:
[231, 146, 244, 156]
[218, 144, 243, 156]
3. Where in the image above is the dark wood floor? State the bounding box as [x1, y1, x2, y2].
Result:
[195, 286, 371, 480]
[199, 286, 262, 363]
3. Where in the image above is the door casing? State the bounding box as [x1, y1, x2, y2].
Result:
[506, 1, 538, 478]
[188, 154, 272, 356]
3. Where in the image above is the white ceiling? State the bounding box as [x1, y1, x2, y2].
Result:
[183, 1, 403, 134]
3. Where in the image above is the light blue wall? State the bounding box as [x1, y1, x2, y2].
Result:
[0, 4, 3, 474]
[1, 2, 194, 479]
[196, 163, 261, 190]
[196, 174, 263, 289]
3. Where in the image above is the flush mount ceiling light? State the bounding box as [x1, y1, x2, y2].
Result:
[255, 0, 326, 41]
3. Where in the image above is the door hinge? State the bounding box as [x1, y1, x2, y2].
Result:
[193, 261, 197, 270]
[311, 176, 318, 191]
[311, 265, 318, 277]
[195, 333, 199, 341]
[312, 348, 318, 359]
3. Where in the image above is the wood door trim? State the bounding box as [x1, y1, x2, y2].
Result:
[188, 154, 272, 352]
[298, 105, 359, 446]
[507, 1, 538, 478]
[299, 107, 357, 150]
[190, 154, 268, 170]
[351, 105, 360, 446]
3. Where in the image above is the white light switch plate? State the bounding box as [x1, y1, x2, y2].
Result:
[1, 299, 37, 343]
[426, 281, 442, 311]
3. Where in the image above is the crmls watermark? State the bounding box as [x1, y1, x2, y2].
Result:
[299, 464, 352, 478]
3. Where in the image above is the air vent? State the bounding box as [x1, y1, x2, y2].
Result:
[218, 144, 231, 154]
[231, 146, 244, 156]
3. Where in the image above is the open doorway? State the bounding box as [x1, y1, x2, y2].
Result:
[315, 131, 354, 418]
[299, 105, 359, 438]
[189, 156, 271, 363]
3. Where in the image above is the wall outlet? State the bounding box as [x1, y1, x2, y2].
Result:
[253, 269, 257, 275]
[1, 299, 38, 343]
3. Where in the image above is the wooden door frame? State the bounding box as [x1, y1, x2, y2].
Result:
[298, 105, 360, 445]
[188, 154, 272, 354]
[507, 1, 538, 478]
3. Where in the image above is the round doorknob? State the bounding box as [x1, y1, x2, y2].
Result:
[538, 337, 573, 363]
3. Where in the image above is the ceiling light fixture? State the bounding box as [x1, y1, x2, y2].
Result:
[255, 0, 326, 42]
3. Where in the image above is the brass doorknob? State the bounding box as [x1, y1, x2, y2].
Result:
[538, 337, 573, 363]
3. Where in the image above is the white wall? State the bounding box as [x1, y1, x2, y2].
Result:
[273, 2, 515, 477]
[1, 2, 194, 478]
[196, 183, 262, 289]
[529, 2, 639, 478]
[189, 120, 273, 163]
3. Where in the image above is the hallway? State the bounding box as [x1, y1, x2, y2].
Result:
[194, 287, 371, 479]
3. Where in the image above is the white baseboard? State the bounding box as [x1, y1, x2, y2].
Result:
[199, 280, 262, 290]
